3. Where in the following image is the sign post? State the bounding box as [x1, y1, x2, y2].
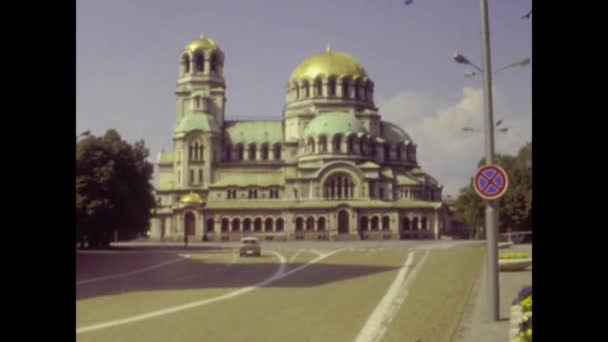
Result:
[474, 163, 509, 321]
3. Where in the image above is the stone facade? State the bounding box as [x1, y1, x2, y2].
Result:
[150, 35, 451, 242]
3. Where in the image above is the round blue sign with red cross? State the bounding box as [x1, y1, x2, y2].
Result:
[474, 164, 509, 200]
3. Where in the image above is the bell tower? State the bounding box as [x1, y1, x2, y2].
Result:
[175, 34, 227, 127]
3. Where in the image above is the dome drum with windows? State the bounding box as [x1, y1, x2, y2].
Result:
[179, 34, 225, 77]
[286, 45, 374, 105]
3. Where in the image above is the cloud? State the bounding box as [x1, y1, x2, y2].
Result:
[379, 87, 531, 197]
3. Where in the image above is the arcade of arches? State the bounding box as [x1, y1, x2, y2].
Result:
[156, 208, 446, 241]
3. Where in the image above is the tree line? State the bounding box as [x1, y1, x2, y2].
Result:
[453, 142, 532, 239]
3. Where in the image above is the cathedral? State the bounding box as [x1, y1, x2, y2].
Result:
[149, 34, 451, 241]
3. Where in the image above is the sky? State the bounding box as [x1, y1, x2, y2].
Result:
[77, 0, 532, 197]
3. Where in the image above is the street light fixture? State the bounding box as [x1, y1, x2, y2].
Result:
[460, 57, 530, 78]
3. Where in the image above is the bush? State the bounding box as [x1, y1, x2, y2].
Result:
[500, 252, 529, 260]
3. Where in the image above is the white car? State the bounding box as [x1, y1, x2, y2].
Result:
[239, 237, 261, 256]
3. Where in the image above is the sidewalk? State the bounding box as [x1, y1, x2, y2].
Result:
[453, 243, 532, 342]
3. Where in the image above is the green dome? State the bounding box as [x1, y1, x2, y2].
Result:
[174, 113, 220, 137]
[381, 121, 412, 143]
[303, 112, 367, 138]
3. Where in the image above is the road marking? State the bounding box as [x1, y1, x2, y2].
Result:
[77, 249, 342, 335]
[289, 249, 305, 263]
[77, 257, 187, 286]
[354, 249, 431, 342]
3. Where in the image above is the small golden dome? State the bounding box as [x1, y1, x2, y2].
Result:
[289, 46, 368, 82]
[184, 34, 220, 53]
[179, 192, 205, 205]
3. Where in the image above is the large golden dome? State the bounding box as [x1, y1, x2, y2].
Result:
[184, 34, 220, 53]
[289, 46, 368, 82]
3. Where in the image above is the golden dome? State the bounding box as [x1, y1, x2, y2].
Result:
[179, 192, 205, 205]
[289, 45, 368, 82]
[184, 34, 220, 53]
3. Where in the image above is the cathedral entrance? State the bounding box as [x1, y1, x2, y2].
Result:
[185, 212, 196, 236]
[338, 210, 349, 234]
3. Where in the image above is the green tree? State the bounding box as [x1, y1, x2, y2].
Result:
[454, 142, 532, 238]
[76, 130, 155, 247]
[454, 183, 485, 238]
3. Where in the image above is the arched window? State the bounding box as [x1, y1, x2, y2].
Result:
[333, 135, 342, 153]
[302, 80, 310, 98]
[243, 218, 252, 232]
[181, 54, 191, 74]
[236, 144, 244, 161]
[221, 218, 229, 232]
[341, 77, 350, 98]
[361, 82, 367, 100]
[413, 217, 419, 231]
[307, 137, 315, 153]
[276, 218, 285, 232]
[347, 136, 354, 153]
[318, 136, 327, 153]
[198, 169, 203, 183]
[194, 52, 204, 72]
[231, 218, 240, 232]
[190, 169, 194, 184]
[273, 144, 281, 160]
[421, 217, 428, 230]
[210, 53, 219, 74]
[318, 217, 326, 231]
[323, 172, 356, 200]
[254, 218, 262, 232]
[295, 217, 304, 231]
[371, 216, 379, 231]
[314, 77, 323, 97]
[306, 217, 315, 231]
[396, 144, 402, 160]
[328, 77, 336, 97]
[384, 144, 391, 160]
[359, 137, 367, 155]
[354, 79, 361, 100]
[264, 218, 273, 232]
[261, 144, 269, 160]
[382, 216, 390, 231]
[248, 144, 256, 160]
[225, 145, 232, 161]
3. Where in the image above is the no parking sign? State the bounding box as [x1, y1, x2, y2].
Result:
[473, 165, 509, 200]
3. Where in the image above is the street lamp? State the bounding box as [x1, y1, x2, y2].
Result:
[454, 0, 503, 322]
[462, 120, 509, 133]
[463, 57, 530, 78]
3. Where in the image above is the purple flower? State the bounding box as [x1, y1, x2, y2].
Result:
[513, 285, 532, 305]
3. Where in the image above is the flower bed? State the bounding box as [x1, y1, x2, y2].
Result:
[499, 253, 529, 259]
[509, 286, 532, 342]
[499, 253, 532, 271]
